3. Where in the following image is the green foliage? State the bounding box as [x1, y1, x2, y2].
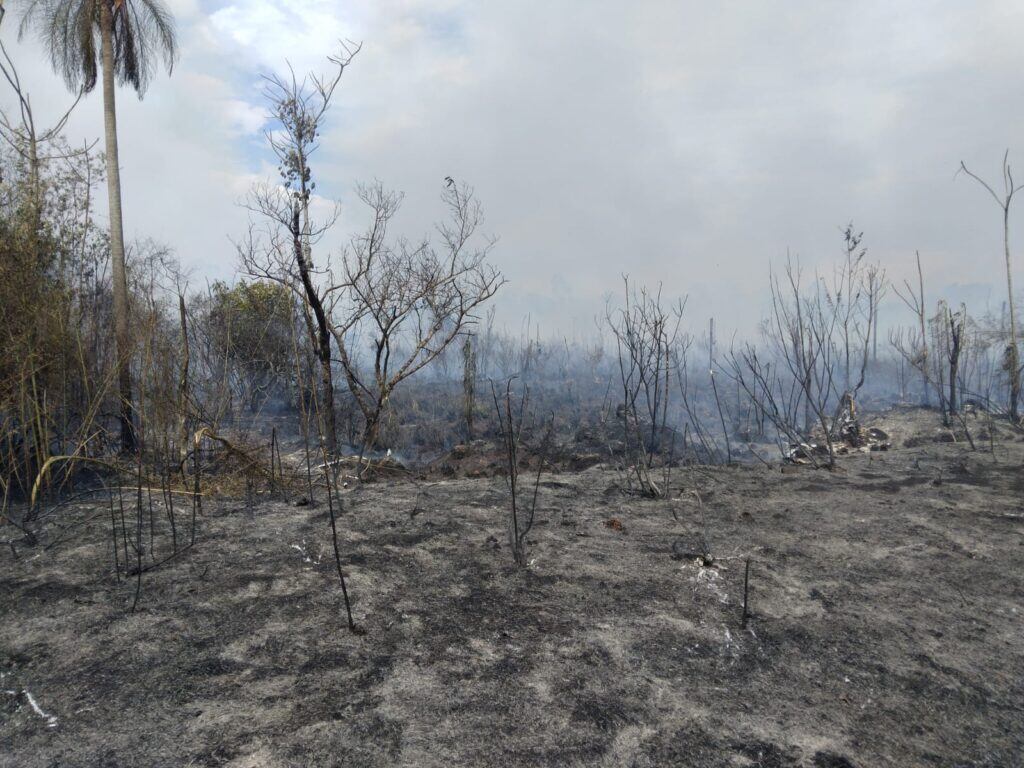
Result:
[0, 145, 115, 493]
[207, 280, 296, 412]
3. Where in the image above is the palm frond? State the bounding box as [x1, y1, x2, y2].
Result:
[19, 0, 176, 97]
[115, 0, 177, 96]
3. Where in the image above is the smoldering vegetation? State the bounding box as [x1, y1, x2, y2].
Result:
[1, 20, 1023, 768]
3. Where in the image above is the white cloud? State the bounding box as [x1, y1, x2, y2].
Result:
[2, 0, 1022, 334]
[221, 99, 266, 136]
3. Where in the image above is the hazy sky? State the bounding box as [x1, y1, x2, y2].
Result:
[3, 0, 1024, 337]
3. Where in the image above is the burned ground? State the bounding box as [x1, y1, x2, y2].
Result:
[1, 413, 1022, 767]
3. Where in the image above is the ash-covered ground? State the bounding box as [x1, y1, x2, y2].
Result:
[1, 409, 1022, 767]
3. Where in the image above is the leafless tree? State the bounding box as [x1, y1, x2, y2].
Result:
[241, 45, 501, 468]
[239, 42, 360, 455]
[958, 152, 1023, 423]
[331, 180, 503, 467]
[0, 39, 85, 230]
[891, 251, 932, 405]
[761, 256, 843, 466]
[491, 377, 549, 567]
[727, 247, 883, 465]
[605, 277, 684, 495]
[726, 341, 812, 463]
[823, 224, 886, 419]
[675, 345, 725, 464]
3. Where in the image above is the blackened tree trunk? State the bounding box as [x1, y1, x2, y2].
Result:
[292, 206, 337, 455]
[1003, 206, 1021, 421]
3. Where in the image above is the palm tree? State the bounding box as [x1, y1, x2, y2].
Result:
[20, 0, 177, 450]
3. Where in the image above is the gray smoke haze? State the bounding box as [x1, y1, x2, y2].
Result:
[3, 0, 1022, 337]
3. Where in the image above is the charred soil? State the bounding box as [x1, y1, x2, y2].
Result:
[1, 412, 1022, 767]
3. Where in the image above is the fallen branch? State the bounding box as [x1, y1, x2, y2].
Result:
[30, 455, 123, 508]
[191, 427, 277, 484]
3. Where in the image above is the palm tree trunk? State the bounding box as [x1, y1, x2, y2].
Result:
[100, 1, 136, 451]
